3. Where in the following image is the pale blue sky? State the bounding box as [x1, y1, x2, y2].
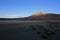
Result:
[0, 0, 60, 18]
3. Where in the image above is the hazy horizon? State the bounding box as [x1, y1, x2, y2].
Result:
[0, 0, 60, 18]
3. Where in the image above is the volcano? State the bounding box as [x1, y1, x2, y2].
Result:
[0, 12, 60, 20]
[27, 12, 60, 20]
[31, 12, 44, 17]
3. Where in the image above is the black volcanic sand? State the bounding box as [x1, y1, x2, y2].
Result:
[0, 22, 60, 40]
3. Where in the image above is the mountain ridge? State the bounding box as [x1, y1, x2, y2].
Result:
[27, 12, 60, 20]
[0, 12, 60, 20]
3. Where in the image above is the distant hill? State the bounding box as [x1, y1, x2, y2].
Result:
[27, 12, 60, 20]
[0, 12, 60, 20]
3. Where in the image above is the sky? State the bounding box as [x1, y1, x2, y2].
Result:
[0, 0, 60, 18]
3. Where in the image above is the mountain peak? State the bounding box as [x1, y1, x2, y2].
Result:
[32, 12, 44, 17]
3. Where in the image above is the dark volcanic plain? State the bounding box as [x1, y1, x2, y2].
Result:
[0, 21, 60, 40]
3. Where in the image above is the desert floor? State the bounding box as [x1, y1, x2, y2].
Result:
[0, 21, 60, 40]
